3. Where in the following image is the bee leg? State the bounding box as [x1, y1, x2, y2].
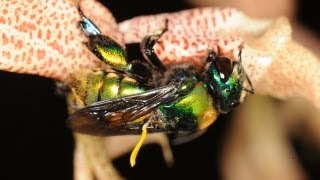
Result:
[140, 19, 169, 73]
[77, 6, 101, 36]
[128, 60, 154, 85]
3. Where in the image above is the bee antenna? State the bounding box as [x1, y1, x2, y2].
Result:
[238, 48, 254, 94]
[243, 86, 254, 94]
[245, 72, 254, 94]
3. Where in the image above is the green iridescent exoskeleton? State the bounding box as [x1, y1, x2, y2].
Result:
[204, 51, 254, 114]
[67, 10, 253, 136]
[159, 82, 217, 131]
[68, 70, 145, 106]
[86, 35, 130, 72]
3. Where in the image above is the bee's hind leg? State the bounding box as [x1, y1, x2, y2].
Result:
[77, 6, 101, 36]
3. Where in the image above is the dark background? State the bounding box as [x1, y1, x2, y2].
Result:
[1, 0, 320, 179]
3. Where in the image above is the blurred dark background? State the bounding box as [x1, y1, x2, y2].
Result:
[1, 0, 319, 179]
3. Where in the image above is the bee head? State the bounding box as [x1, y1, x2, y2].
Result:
[203, 51, 249, 114]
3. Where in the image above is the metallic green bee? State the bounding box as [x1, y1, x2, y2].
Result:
[67, 10, 254, 137]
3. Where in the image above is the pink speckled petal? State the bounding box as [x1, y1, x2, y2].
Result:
[119, 8, 320, 110]
[119, 8, 270, 62]
[0, 0, 120, 81]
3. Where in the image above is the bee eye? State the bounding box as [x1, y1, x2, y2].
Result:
[214, 57, 232, 83]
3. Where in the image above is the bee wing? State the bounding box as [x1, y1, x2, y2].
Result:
[67, 84, 181, 136]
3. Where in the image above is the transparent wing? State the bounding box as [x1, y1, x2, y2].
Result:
[67, 84, 181, 136]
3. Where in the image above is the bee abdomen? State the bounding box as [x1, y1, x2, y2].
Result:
[70, 70, 145, 106]
[99, 72, 145, 100]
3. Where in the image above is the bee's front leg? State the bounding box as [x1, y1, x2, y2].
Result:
[140, 20, 169, 73]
